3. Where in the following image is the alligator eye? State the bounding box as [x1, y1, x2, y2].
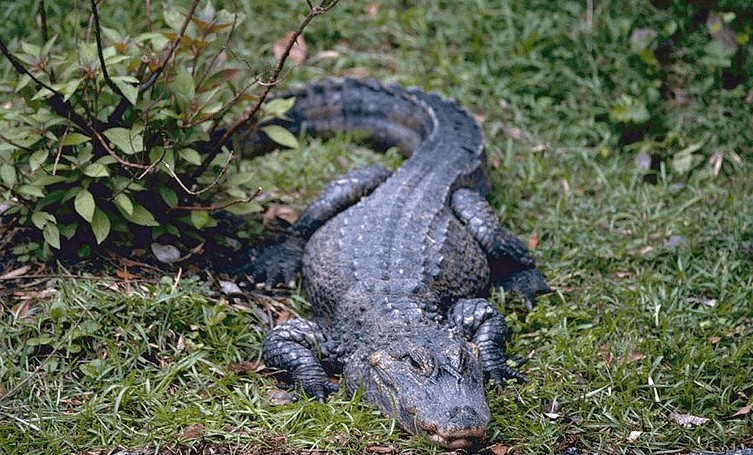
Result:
[406, 348, 434, 376]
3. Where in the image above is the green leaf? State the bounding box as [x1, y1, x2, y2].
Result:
[112, 76, 139, 105]
[43, 223, 61, 249]
[179, 148, 202, 165]
[113, 193, 133, 216]
[79, 359, 106, 379]
[261, 125, 298, 149]
[83, 162, 110, 178]
[158, 186, 178, 207]
[18, 185, 45, 198]
[120, 203, 158, 227]
[0, 164, 17, 186]
[163, 8, 186, 31]
[29, 149, 49, 171]
[31, 211, 55, 229]
[190, 210, 211, 229]
[62, 133, 91, 146]
[172, 69, 196, 101]
[103, 126, 144, 155]
[91, 208, 111, 244]
[59, 222, 77, 239]
[263, 97, 296, 118]
[609, 98, 650, 124]
[74, 189, 96, 222]
[60, 78, 83, 102]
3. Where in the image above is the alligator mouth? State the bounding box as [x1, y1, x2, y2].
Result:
[424, 427, 485, 450]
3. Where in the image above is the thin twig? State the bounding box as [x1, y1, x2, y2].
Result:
[145, 0, 153, 32]
[140, 0, 201, 95]
[0, 273, 156, 282]
[0, 183, 33, 211]
[89, 0, 127, 100]
[0, 134, 34, 154]
[191, 0, 340, 181]
[586, 0, 594, 28]
[163, 151, 233, 195]
[89, 127, 150, 170]
[167, 187, 261, 213]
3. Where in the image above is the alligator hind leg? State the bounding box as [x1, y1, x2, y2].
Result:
[245, 165, 392, 287]
[263, 318, 340, 400]
[448, 298, 527, 384]
[450, 188, 550, 309]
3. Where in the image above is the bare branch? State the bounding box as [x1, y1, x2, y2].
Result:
[37, 0, 49, 45]
[89, 0, 127, 100]
[167, 187, 261, 213]
[191, 0, 341, 180]
[145, 0, 153, 33]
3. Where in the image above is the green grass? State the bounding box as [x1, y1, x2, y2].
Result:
[2, 0, 753, 454]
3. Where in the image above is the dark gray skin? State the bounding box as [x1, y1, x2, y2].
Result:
[239, 78, 550, 450]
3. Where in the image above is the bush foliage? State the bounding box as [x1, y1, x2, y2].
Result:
[0, 1, 335, 261]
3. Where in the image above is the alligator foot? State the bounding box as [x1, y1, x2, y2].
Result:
[246, 234, 306, 288]
[263, 318, 339, 400]
[449, 298, 527, 384]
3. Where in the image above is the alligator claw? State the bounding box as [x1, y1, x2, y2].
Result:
[488, 362, 528, 385]
[246, 234, 305, 288]
[302, 379, 339, 401]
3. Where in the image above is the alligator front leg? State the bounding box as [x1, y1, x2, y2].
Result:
[448, 298, 527, 384]
[450, 188, 550, 309]
[246, 165, 392, 287]
[263, 318, 340, 400]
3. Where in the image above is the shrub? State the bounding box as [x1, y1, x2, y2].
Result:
[0, 0, 338, 261]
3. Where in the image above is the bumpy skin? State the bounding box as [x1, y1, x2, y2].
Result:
[240, 78, 551, 450]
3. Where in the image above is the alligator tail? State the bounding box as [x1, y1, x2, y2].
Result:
[235, 78, 441, 157]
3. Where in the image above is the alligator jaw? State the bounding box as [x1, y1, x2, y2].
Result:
[425, 426, 486, 450]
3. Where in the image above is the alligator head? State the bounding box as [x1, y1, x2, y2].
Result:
[345, 327, 491, 450]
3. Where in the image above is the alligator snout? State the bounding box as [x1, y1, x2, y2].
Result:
[449, 405, 482, 425]
[420, 404, 489, 450]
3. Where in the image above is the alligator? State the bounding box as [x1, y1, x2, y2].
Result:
[238, 78, 550, 450]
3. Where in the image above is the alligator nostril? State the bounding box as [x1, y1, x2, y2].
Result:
[448, 405, 478, 422]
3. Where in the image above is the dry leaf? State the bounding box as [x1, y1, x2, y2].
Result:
[179, 423, 205, 440]
[366, 445, 395, 454]
[528, 231, 540, 249]
[151, 243, 182, 264]
[10, 299, 34, 319]
[115, 269, 139, 280]
[176, 334, 185, 352]
[267, 388, 295, 406]
[1, 265, 31, 279]
[228, 361, 264, 374]
[626, 430, 642, 443]
[708, 336, 722, 344]
[263, 205, 299, 226]
[219, 280, 243, 296]
[365, 3, 380, 19]
[669, 412, 709, 428]
[488, 444, 509, 455]
[731, 404, 752, 417]
[273, 31, 307, 65]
